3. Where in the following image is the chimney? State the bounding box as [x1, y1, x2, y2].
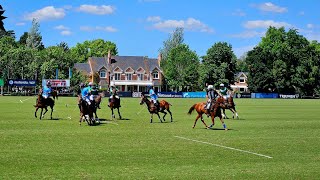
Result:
[158, 53, 162, 67]
[107, 50, 111, 64]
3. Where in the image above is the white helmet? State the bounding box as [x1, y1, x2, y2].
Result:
[207, 85, 214, 90]
[88, 82, 93, 86]
[220, 83, 224, 87]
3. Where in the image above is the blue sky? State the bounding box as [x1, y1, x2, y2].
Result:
[1, 0, 320, 59]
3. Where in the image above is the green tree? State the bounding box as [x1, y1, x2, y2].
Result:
[246, 26, 320, 95]
[165, 44, 199, 91]
[26, 18, 44, 50]
[71, 39, 118, 63]
[159, 27, 184, 61]
[18, 32, 29, 46]
[200, 42, 237, 88]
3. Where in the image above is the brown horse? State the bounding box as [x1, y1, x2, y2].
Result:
[139, 94, 173, 123]
[188, 96, 227, 130]
[34, 94, 55, 120]
[109, 95, 122, 120]
[221, 94, 239, 119]
[79, 99, 95, 125]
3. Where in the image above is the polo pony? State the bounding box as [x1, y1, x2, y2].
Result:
[188, 96, 227, 130]
[139, 93, 173, 123]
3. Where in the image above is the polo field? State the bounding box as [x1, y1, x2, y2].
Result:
[0, 96, 319, 179]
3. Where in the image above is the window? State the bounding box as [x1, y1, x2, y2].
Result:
[153, 71, 159, 79]
[239, 77, 245, 83]
[240, 88, 245, 92]
[138, 74, 144, 80]
[114, 73, 121, 80]
[126, 73, 132, 80]
[100, 70, 106, 78]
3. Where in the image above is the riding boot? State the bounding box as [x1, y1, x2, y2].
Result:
[108, 98, 111, 107]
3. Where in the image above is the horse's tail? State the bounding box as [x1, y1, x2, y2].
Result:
[188, 104, 197, 115]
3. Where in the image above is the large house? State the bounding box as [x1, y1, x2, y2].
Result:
[74, 55, 163, 92]
[230, 72, 249, 93]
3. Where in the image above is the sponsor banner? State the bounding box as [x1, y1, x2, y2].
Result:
[236, 93, 251, 98]
[252, 93, 278, 98]
[182, 92, 206, 98]
[279, 94, 300, 99]
[118, 92, 132, 97]
[8, 79, 36, 86]
[42, 79, 70, 87]
[132, 92, 142, 98]
[157, 92, 183, 98]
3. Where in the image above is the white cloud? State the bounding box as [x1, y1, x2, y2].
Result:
[24, 6, 65, 21]
[147, 16, 161, 22]
[54, 25, 69, 30]
[152, 18, 213, 33]
[253, 2, 287, 13]
[15, 22, 26, 26]
[299, 11, 305, 16]
[244, 20, 291, 29]
[230, 31, 265, 38]
[232, 9, 246, 17]
[78, 5, 115, 15]
[61, 30, 72, 36]
[54, 25, 72, 36]
[80, 26, 117, 32]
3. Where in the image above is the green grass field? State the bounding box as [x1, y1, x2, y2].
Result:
[0, 96, 320, 179]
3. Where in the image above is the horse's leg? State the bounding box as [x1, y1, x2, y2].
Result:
[162, 111, 167, 122]
[40, 108, 43, 120]
[117, 108, 122, 120]
[111, 108, 115, 119]
[35, 107, 39, 118]
[167, 109, 173, 122]
[233, 107, 239, 119]
[156, 112, 162, 123]
[50, 106, 53, 119]
[200, 114, 209, 129]
[222, 108, 228, 119]
[150, 113, 153, 123]
[42, 107, 48, 116]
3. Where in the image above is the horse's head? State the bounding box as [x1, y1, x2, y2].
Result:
[216, 96, 225, 105]
[140, 94, 147, 105]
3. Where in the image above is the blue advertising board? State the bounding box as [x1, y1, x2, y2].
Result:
[8, 79, 36, 86]
[157, 92, 183, 98]
[251, 93, 278, 98]
[182, 92, 206, 98]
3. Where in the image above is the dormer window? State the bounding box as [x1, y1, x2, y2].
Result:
[239, 77, 245, 83]
[100, 70, 106, 78]
[153, 71, 159, 79]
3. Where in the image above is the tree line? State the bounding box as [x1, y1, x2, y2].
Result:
[0, 9, 319, 96]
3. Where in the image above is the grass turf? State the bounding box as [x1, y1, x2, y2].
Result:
[0, 96, 320, 179]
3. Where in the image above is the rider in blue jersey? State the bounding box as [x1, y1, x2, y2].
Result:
[81, 82, 93, 105]
[147, 85, 161, 110]
[42, 81, 52, 99]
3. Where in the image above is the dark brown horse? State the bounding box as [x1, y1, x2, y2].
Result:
[109, 95, 122, 120]
[34, 94, 55, 120]
[79, 99, 95, 125]
[221, 94, 239, 119]
[139, 94, 173, 123]
[188, 96, 227, 130]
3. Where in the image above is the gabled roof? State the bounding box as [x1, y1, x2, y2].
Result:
[74, 55, 161, 74]
[235, 72, 248, 78]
